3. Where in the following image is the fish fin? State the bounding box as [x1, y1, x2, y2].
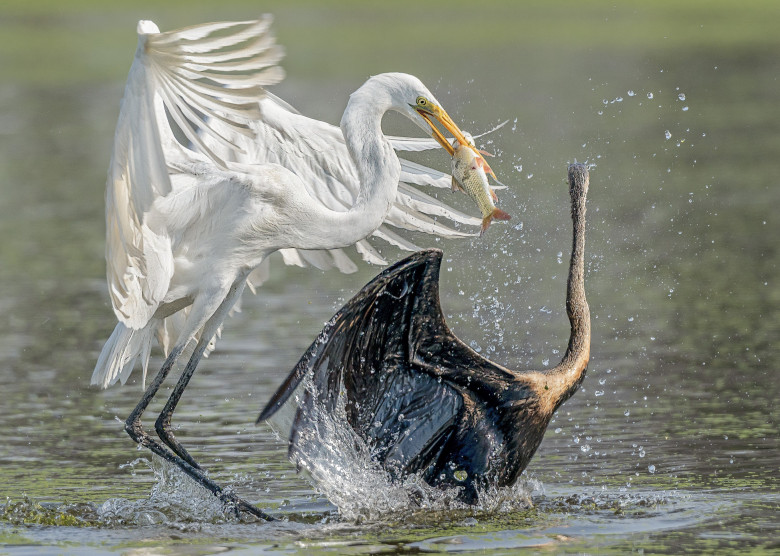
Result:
[490, 188, 498, 202]
[451, 176, 465, 193]
[478, 149, 495, 157]
[476, 155, 499, 181]
[491, 177, 509, 189]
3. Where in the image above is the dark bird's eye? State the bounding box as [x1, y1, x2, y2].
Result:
[417, 96, 428, 107]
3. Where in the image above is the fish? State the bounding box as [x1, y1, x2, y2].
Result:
[451, 134, 511, 235]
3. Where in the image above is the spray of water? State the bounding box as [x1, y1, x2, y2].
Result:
[98, 457, 236, 526]
[268, 373, 536, 522]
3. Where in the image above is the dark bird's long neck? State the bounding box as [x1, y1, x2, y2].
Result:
[531, 164, 591, 413]
[562, 164, 590, 375]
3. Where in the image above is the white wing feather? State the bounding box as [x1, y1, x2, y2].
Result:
[100, 17, 484, 389]
[106, 17, 284, 330]
[201, 92, 480, 272]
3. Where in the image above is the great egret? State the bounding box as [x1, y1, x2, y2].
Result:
[91, 17, 487, 519]
[259, 164, 591, 504]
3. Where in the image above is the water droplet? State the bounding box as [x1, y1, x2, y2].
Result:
[678, 93, 686, 101]
[554, 427, 562, 434]
[624, 410, 631, 417]
[628, 90, 635, 97]
[664, 130, 672, 140]
[454, 469, 468, 482]
[648, 464, 656, 474]
[594, 390, 604, 397]
[647, 92, 654, 99]
[682, 106, 689, 111]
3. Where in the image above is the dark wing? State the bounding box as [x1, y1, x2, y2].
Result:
[258, 249, 442, 422]
[259, 249, 518, 477]
[258, 250, 459, 473]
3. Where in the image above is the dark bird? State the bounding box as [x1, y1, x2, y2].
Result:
[259, 164, 591, 504]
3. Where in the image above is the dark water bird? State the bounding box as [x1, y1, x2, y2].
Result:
[259, 163, 591, 504]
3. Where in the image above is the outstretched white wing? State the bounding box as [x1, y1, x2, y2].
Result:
[106, 17, 284, 328]
[107, 16, 480, 330]
[202, 91, 480, 285]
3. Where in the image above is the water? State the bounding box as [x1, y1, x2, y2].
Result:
[1, 1, 778, 553]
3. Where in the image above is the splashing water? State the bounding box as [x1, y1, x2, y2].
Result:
[98, 457, 240, 526]
[1, 458, 244, 529]
[268, 374, 535, 522]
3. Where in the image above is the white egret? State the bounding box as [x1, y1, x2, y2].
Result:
[92, 17, 486, 518]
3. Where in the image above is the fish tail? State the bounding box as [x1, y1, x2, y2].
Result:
[480, 207, 511, 235]
[480, 215, 491, 235]
[492, 207, 511, 221]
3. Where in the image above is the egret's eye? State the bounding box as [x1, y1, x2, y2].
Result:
[416, 96, 429, 108]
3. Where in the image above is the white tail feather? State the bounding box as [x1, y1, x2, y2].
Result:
[92, 321, 156, 390]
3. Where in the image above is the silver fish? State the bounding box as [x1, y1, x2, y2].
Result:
[451, 134, 510, 234]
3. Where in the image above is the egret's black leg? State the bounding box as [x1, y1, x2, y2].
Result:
[148, 281, 268, 519]
[125, 344, 185, 451]
[154, 337, 210, 470]
[131, 413, 273, 520]
[124, 346, 273, 520]
[153, 282, 243, 468]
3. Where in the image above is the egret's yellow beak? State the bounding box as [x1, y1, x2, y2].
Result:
[416, 104, 476, 158]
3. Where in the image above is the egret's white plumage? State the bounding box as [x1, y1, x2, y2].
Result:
[92, 17, 480, 392]
[90, 16, 498, 519]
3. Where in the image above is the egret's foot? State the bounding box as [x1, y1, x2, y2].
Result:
[125, 415, 274, 522]
[220, 491, 275, 521]
[124, 417, 148, 446]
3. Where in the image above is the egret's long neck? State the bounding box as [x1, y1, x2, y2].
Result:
[298, 94, 400, 251]
[342, 98, 400, 228]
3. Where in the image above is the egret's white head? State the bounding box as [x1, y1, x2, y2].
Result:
[350, 72, 473, 156]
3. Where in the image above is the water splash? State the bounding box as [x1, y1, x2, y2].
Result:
[0, 458, 260, 529]
[269, 374, 535, 522]
[98, 457, 247, 526]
